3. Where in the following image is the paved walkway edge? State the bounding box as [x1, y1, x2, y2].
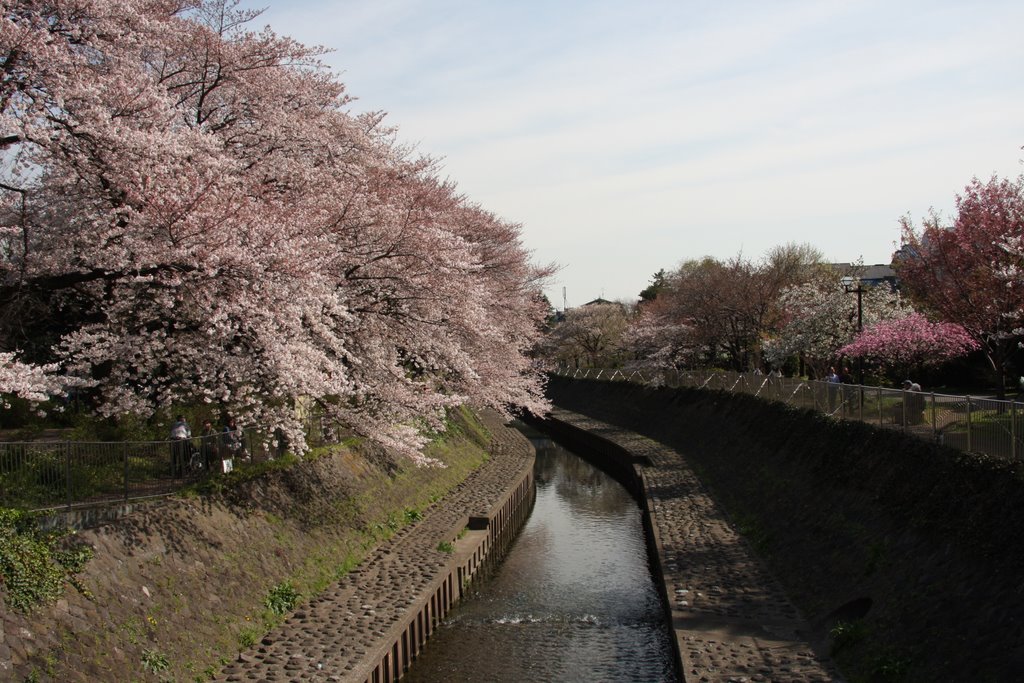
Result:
[535, 409, 842, 683]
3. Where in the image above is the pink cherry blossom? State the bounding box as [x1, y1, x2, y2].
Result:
[0, 1, 552, 462]
[838, 313, 979, 371]
[895, 174, 1024, 397]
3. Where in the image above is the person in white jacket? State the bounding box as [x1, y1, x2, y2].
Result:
[170, 415, 191, 477]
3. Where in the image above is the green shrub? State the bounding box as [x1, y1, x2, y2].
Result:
[871, 651, 911, 681]
[0, 508, 93, 612]
[237, 625, 260, 650]
[264, 580, 301, 615]
[140, 649, 170, 674]
[829, 620, 868, 655]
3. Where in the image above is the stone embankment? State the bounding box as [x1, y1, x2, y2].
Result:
[214, 421, 535, 682]
[537, 407, 841, 683]
[546, 376, 1024, 682]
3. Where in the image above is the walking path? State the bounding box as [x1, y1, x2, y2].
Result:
[214, 421, 535, 682]
[548, 407, 843, 683]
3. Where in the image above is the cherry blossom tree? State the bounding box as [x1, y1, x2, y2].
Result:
[0, 0, 552, 460]
[541, 301, 631, 369]
[763, 267, 904, 379]
[624, 244, 822, 373]
[621, 301, 696, 373]
[894, 175, 1024, 398]
[838, 312, 979, 380]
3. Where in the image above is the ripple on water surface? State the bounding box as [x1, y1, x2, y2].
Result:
[402, 440, 679, 683]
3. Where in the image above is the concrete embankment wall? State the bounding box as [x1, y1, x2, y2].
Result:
[352, 463, 535, 683]
[544, 376, 1024, 682]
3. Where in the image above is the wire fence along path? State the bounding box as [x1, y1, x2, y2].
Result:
[554, 367, 1024, 464]
[0, 413, 343, 512]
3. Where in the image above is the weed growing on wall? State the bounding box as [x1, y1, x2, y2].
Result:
[264, 581, 301, 616]
[140, 649, 170, 675]
[0, 508, 93, 612]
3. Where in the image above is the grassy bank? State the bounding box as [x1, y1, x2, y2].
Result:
[3, 407, 497, 682]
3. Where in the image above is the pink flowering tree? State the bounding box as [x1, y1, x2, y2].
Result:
[894, 175, 1024, 398]
[621, 310, 696, 375]
[838, 313, 979, 381]
[764, 268, 905, 379]
[0, 1, 552, 461]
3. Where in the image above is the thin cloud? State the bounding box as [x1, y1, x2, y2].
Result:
[246, 0, 1024, 303]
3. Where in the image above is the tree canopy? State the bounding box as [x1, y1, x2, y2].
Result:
[622, 245, 824, 373]
[838, 312, 979, 379]
[0, 0, 552, 460]
[894, 174, 1024, 397]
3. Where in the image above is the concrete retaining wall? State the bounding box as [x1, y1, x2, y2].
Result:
[353, 458, 535, 683]
[531, 408, 842, 681]
[542, 376, 1024, 681]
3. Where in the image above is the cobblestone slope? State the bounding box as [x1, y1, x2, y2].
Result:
[215, 413, 534, 682]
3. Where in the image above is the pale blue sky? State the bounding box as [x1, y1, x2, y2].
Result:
[244, 0, 1024, 307]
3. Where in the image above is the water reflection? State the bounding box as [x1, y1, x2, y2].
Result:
[402, 437, 678, 683]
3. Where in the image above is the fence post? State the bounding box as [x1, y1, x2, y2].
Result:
[901, 390, 907, 432]
[64, 441, 72, 511]
[124, 441, 130, 503]
[966, 396, 972, 453]
[1012, 401, 1017, 461]
[931, 392, 937, 443]
[877, 387, 882, 427]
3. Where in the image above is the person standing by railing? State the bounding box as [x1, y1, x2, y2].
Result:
[199, 419, 218, 472]
[169, 415, 191, 478]
[826, 367, 841, 411]
[221, 417, 249, 463]
[900, 379, 925, 425]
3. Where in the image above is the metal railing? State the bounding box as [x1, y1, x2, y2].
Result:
[0, 413, 345, 512]
[554, 367, 1024, 463]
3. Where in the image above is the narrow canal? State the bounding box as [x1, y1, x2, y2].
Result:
[403, 435, 679, 682]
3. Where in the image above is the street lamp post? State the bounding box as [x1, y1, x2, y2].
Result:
[840, 275, 865, 387]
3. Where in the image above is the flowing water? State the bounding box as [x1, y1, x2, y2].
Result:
[402, 436, 679, 682]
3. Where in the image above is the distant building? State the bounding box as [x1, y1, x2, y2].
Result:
[830, 263, 898, 290]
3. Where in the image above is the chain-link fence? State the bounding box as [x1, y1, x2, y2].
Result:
[554, 367, 1024, 463]
[0, 414, 344, 512]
